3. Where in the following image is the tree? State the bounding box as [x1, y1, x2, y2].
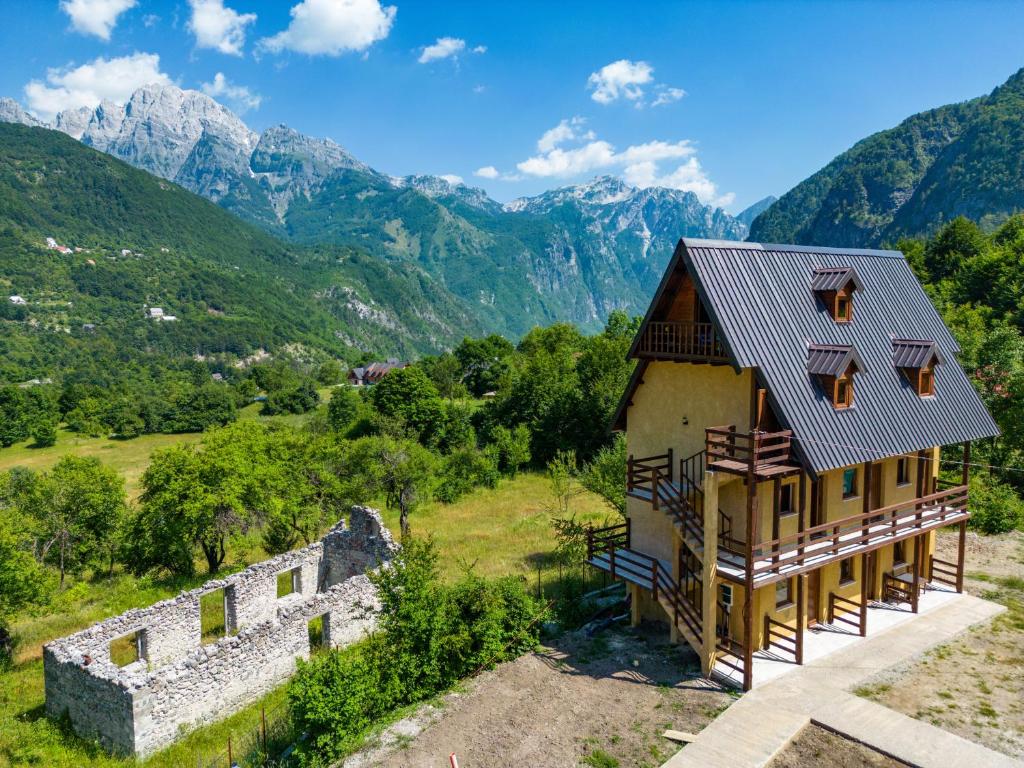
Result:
[30, 419, 58, 448]
[490, 424, 531, 477]
[0, 386, 29, 447]
[129, 422, 270, 575]
[419, 354, 467, 401]
[169, 383, 237, 432]
[263, 379, 321, 416]
[316, 359, 343, 386]
[370, 367, 444, 444]
[580, 432, 627, 517]
[455, 334, 515, 397]
[353, 437, 436, 537]
[32, 457, 128, 585]
[0, 518, 48, 662]
[326, 386, 362, 432]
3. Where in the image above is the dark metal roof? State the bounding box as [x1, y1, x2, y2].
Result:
[807, 344, 864, 376]
[892, 339, 943, 369]
[810, 267, 863, 292]
[618, 238, 999, 473]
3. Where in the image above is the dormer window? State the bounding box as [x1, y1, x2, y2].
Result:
[811, 267, 862, 323]
[892, 339, 943, 398]
[808, 344, 865, 410]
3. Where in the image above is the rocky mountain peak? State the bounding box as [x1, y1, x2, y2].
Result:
[0, 98, 41, 127]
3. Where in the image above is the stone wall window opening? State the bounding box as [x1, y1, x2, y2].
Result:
[308, 614, 328, 652]
[277, 566, 302, 599]
[199, 588, 228, 645]
[110, 629, 146, 667]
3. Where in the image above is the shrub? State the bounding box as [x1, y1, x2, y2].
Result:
[326, 386, 361, 432]
[968, 476, 1024, 534]
[289, 538, 543, 764]
[435, 447, 499, 504]
[30, 419, 57, 448]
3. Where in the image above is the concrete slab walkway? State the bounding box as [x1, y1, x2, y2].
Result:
[662, 593, 1020, 768]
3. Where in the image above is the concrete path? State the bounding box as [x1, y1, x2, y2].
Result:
[662, 593, 1020, 768]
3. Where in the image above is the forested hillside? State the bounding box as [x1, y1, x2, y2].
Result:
[750, 68, 1024, 246]
[0, 123, 484, 388]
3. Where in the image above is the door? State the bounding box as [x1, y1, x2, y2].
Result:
[806, 570, 820, 625]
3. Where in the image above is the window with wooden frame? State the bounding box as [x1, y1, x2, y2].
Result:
[839, 558, 855, 585]
[893, 340, 940, 398]
[834, 289, 852, 323]
[896, 456, 911, 486]
[811, 268, 861, 324]
[779, 482, 796, 517]
[775, 578, 794, 609]
[842, 467, 859, 499]
[833, 370, 854, 409]
[808, 346, 862, 410]
[893, 540, 906, 565]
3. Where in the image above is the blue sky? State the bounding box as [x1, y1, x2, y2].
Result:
[2, 0, 1023, 212]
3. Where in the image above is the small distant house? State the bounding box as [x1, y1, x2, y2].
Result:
[82, 323, 96, 333]
[122, 249, 133, 257]
[46, 237, 58, 249]
[161, 315, 178, 322]
[18, 377, 53, 388]
[347, 358, 408, 386]
[9, 295, 26, 305]
[211, 372, 224, 382]
[147, 307, 164, 319]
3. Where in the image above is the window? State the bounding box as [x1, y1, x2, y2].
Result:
[833, 374, 853, 409]
[893, 540, 906, 565]
[308, 614, 328, 652]
[200, 588, 228, 645]
[842, 468, 859, 499]
[835, 292, 852, 323]
[779, 483, 796, 516]
[277, 566, 302, 598]
[896, 457, 910, 486]
[775, 578, 794, 609]
[919, 364, 935, 397]
[110, 630, 145, 667]
[840, 558, 855, 585]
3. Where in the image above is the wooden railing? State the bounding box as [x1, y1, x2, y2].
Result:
[828, 592, 865, 635]
[627, 450, 673, 494]
[882, 573, 916, 605]
[750, 484, 968, 580]
[637, 321, 728, 361]
[705, 426, 794, 470]
[763, 615, 802, 663]
[930, 556, 958, 589]
[714, 635, 746, 678]
[654, 562, 702, 641]
[586, 521, 630, 562]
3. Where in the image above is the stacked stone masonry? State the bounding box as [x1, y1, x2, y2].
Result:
[43, 506, 398, 757]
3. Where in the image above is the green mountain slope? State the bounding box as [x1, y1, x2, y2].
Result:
[0, 124, 481, 383]
[750, 68, 1024, 246]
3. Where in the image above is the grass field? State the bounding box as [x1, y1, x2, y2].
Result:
[0, 468, 613, 767]
[0, 390, 332, 499]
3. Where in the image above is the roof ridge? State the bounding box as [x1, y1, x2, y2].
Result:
[681, 237, 904, 259]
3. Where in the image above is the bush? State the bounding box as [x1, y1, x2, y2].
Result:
[263, 380, 320, 416]
[30, 419, 57, 448]
[289, 539, 543, 764]
[968, 476, 1024, 534]
[435, 447, 499, 504]
[326, 386, 361, 432]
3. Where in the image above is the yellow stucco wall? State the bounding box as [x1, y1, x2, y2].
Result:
[625, 362, 752, 462]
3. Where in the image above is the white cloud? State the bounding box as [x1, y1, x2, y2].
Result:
[142, 13, 160, 27]
[418, 37, 465, 63]
[439, 174, 463, 186]
[60, 0, 136, 40]
[188, 0, 257, 56]
[24, 53, 171, 123]
[472, 45, 486, 54]
[586, 59, 685, 108]
[474, 165, 499, 179]
[515, 118, 732, 206]
[259, 0, 395, 56]
[652, 86, 686, 107]
[200, 72, 262, 112]
[587, 59, 652, 105]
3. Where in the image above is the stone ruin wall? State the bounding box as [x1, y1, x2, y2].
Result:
[43, 506, 398, 757]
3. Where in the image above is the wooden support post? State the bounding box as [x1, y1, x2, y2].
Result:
[771, 477, 781, 564]
[862, 461, 872, 518]
[742, 465, 756, 692]
[627, 454, 634, 492]
[797, 472, 807, 557]
[700, 470, 719, 677]
[911, 535, 922, 613]
[956, 520, 966, 593]
[796, 574, 805, 664]
[859, 552, 869, 637]
[625, 516, 632, 549]
[667, 447, 674, 483]
[962, 442, 971, 486]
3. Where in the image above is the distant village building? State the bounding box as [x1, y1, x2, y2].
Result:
[121, 249, 133, 257]
[9, 295, 26, 305]
[82, 323, 96, 333]
[18, 377, 53, 388]
[347, 359, 408, 386]
[147, 307, 164, 319]
[45, 236, 72, 255]
[211, 372, 224, 382]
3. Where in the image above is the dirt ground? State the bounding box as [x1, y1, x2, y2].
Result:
[342, 623, 734, 768]
[856, 530, 1024, 759]
[766, 725, 909, 768]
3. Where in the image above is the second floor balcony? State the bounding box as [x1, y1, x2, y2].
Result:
[636, 321, 730, 363]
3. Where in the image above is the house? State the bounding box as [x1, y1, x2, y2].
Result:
[9, 295, 26, 305]
[347, 359, 408, 386]
[590, 238, 998, 691]
[147, 307, 164, 319]
[82, 323, 96, 333]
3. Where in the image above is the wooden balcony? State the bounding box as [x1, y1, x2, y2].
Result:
[636, 321, 729, 363]
[705, 426, 801, 480]
[749, 484, 969, 585]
